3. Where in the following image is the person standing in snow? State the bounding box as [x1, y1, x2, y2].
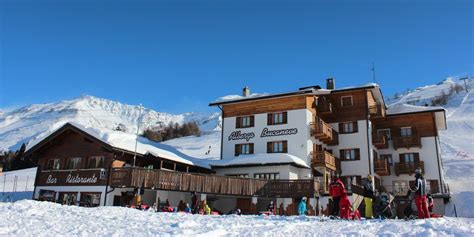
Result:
[191, 192, 199, 214]
[329, 176, 345, 216]
[267, 201, 276, 215]
[411, 168, 430, 219]
[298, 197, 307, 216]
[363, 175, 375, 219]
[339, 192, 352, 219]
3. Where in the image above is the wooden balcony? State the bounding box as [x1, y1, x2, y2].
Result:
[310, 118, 337, 145]
[374, 158, 390, 176]
[369, 104, 385, 119]
[393, 135, 422, 149]
[110, 167, 319, 198]
[394, 161, 424, 176]
[372, 133, 388, 149]
[310, 151, 337, 171]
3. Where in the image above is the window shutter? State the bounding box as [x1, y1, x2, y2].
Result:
[235, 144, 240, 156]
[399, 154, 405, 163]
[236, 117, 241, 129]
[339, 123, 344, 133]
[355, 149, 360, 160]
[414, 153, 420, 162]
[353, 121, 358, 132]
[249, 143, 254, 154]
[250, 116, 255, 127]
[267, 142, 272, 153]
[340, 150, 345, 161]
[283, 141, 288, 153]
[282, 112, 288, 124]
[267, 114, 273, 125]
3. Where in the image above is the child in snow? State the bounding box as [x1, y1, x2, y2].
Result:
[298, 197, 307, 216]
[184, 203, 192, 213]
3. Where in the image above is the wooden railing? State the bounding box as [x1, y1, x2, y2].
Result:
[393, 135, 422, 149]
[310, 118, 336, 145]
[374, 158, 390, 176]
[310, 151, 337, 171]
[110, 168, 319, 198]
[394, 161, 424, 176]
[317, 101, 333, 115]
[372, 133, 388, 149]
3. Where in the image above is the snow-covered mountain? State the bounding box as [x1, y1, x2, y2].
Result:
[0, 95, 221, 152]
[387, 76, 474, 217]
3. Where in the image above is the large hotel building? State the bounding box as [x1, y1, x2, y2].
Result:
[26, 79, 450, 216]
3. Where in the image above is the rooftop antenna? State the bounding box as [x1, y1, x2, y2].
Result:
[133, 104, 143, 167]
[460, 76, 470, 92]
[371, 62, 376, 84]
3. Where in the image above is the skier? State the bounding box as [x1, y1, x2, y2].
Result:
[184, 203, 192, 213]
[191, 192, 199, 214]
[298, 197, 307, 216]
[329, 176, 345, 216]
[411, 168, 430, 219]
[363, 175, 375, 218]
[267, 200, 276, 215]
[339, 192, 352, 219]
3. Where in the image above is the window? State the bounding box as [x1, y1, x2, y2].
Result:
[236, 115, 254, 128]
[400, 127, 413, 137]
[339, 121, 358, 133]
[341, 96, 353, 107]
[377, 129, 392, 140]
[234, 143, 254, 156]
[254, 173, 280, 180]
[380, 154, 393, 165]
[226, 174, 249, 178]
[339, 149, 360, 161]
[267, 112, 287, 125]
[66, 157, 82, 169]
[80, 193, 101, 207]
[267, 141, 287, 153]
[400, 153, 419, 163]
[393, 180, 409, 195]
[87, 156, 105, 169]
[342, 176, 360, 192]
[46, 159, 60, 170]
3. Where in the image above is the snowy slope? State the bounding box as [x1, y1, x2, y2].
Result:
[162, 131, 222, 160]
[0, 95, 221, 151]
[1, 200, 473, 236]
[388, 76, 474, 217]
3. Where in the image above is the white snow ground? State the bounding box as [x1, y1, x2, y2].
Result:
[1, 200, 473, 236]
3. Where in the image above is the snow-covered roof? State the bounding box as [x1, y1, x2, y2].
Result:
[386, 103, 445, 115]
[333, 83, 379, 92]
[25, 122, 210, 169]
[209, 153, 310, 168]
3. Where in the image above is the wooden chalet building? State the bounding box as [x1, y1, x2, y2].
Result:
[209, 79, 450, 217]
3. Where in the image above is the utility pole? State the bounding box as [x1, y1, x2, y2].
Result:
[133, 104, 143, 167]
[460, 76, 470, 92]
[371, 62, 376, 84]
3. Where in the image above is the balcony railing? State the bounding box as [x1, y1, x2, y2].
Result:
[110, 167, 319, 198]
[374, 158, 390, 176]
[393, 135, 422, 149]
[310, 151, 337, 171]
[394, 161, 424, 176]
[310, 118, 337, 145]
[317, 101, 333, 115]
[372, 133, 389, 149]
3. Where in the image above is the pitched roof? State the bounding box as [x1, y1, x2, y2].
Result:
[25, 122, 211, 169]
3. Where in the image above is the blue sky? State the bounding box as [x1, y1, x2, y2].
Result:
[0, 0, 472, 113]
